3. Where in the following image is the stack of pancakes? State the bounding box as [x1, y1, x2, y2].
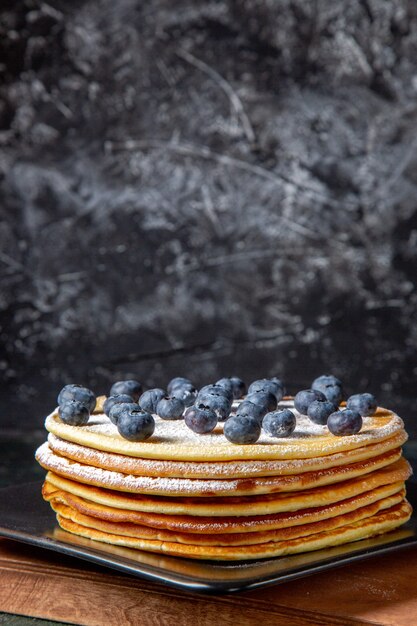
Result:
[35, 399, 412, 561]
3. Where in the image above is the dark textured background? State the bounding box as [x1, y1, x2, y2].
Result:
[1, 0, 417, 434]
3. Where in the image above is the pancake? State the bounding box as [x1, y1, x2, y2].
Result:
[44, 403, 405, 462]
[44, 458, 412, 516]
[38, 394, 412, 562]
[42, 481, 407, 534]
[48, 490, 406, 546]
[51, 522, 416, 575]
[47, 431, 408, 479]
[54, 501, 412, 561]
[36, 441, 403, 497]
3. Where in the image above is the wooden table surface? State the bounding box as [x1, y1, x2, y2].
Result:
[0, 538, 416, 626]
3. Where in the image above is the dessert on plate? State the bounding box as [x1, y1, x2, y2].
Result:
[36, 375, 412, 561]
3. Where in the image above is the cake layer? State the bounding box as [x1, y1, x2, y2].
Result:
[36, 441, 403, 497]
[44, 458, 412, 517]
[48, 490, 405, 546]
[38, 389, 413, 563]
[47, 431, 408, 479]
[44, 403, 405, 462]
[55, 500, 413, 561]
[42, 481, 406, 534]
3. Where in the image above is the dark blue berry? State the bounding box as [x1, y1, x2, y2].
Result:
[215, 378, 234, 396]
[327, 409, 362, 436]
[247, 378, 270, 394]
[103, 394, 134, 417]
[108, 402, 138, 425]
[236, 400, 266, 424]
[117, 407, 155, 441]
[271, 377, 286, 395]
[171, 385, 197, 407]
[224, 415, 261, 444]
[196, 392, 232, 421]
[229, 376, 246, 399]
[199, 384, 233, 403]
[58, 384, 96, 413]
[346, 393, 377, 417]
[184, 406, 218, 434]
[307, 400, 336, 425]
[138, 388, 165, 414]
[156, 396, 185, 420]
[248, 379, 284, 402]
[262, 409, 296, 438]
[110, 380, 143, 402]
[58, 400, 90, 426]
[312, 375, 343, 405]
[322, 385, 343, 406]
[167, 377, 193, 394]
[246, 390, 277, 413]
[294, 389, 326, 415]
[197, 385, 214, 398]
[312, 374, 342, 389]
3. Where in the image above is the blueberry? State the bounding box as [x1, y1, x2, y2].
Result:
[271, 377, 286, 395]
[236, 400, 266, 424]
[167, 377, 193, 394]
[108, 402, 138, 425]
[307, 400, 336, 425]
[248, 378, 284, 402]
[171, 385, 198, 407]
[247, 378, 270, 394]
[110, 380, 143, 402]
[138, 388, 165, 414]
[312, 374, 342, 389]
[262, 409, 296, 438]
[215, 378, 234, 396]
[197, 385, 213, 398]
[103, 394, 134, 417]
[199, 384, 233, 403]
[156, 396, 185, 420]
[294, 389, 326, 415]
[58, 400, 90, 426]
[58, 384, 96, 413]
[224, 416, 261, 444]
[184, 406, 218, 434]
[196, 392, 232, 421]
[321, 385, 343, 406]
[229, 376, 246, 399]
[312, 375, 343, 405]
[327, 409, 362, 436]
[346, 393, 377, 417]
[117, 407, 155, 441]
[245, 390, 277, 413]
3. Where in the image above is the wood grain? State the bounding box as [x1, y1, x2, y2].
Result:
[0, 539, 416, 626]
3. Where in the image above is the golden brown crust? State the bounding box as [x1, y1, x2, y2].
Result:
[48, 491, 406, 546]
[42, 481, 406, 533]
[43, 458, 412, 517]
[55, 501, 412, 560]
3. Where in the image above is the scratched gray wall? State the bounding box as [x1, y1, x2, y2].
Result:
[1, 0, 417, 428]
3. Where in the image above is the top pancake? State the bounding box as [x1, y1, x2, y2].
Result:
[45, 401, 405, 462]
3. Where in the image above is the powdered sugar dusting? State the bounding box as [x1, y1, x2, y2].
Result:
[47, 431, 406, 479]
[36, 441, 404, 497]
[44, 401, 405, 462]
